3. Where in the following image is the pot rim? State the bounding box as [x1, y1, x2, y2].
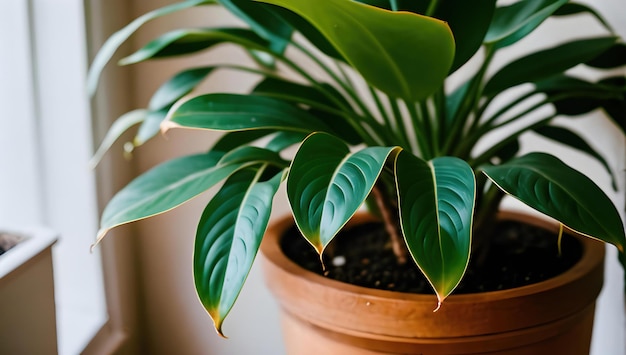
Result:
[261, 210, 605, 304]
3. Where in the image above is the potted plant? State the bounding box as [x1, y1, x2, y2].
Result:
[88, 0, 626, 353]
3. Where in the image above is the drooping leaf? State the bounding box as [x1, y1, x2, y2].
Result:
[149, 67, 216, 111]
[287, 133, 397, 253]
[484, 36, 618, 97]
[89, 109, 147, 169]
[485, 0, 568, 48]
[482, 153, 626, 252]
[218, 0, 293, 54]
[87, 0, 215, 94]
[395, 152, 475, 306]
[194, 167, 283, 335]
[533, 125, 617, 190]
[164, 93, 332, 133]
[258, 0, 455, 101]
[118, 28, 271, 65]
[96, 152, 238, 244]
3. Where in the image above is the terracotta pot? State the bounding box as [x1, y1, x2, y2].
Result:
[260, 212, 605, 355]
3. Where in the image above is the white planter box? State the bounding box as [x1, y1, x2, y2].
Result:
[0, 227, 58, 354]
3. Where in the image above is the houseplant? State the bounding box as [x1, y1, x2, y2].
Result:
[88, 0, 626, 351]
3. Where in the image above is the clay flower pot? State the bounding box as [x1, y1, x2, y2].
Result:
[261, 212, 605, 355]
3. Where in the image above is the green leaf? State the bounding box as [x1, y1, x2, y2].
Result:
[533, 125, 617, 190]
[252, 78, 360, 144]
[134, 108, 169, 148]
[431, 0, 496, 73]
[482, 153, 626, 252]
[585, 43, 626, 69]
[533, 75, 625, 118]
[96, 152, 247, 245]
[484, 36, 618, 97]
[485, 0, 567, 48]
[269, 5, 343, 60]
[287, 133, 397, 253]
[218, 146, 288, 167]
[89, 109, 147, 169]
[258, 0, 455, 101]
[395, 152, 475, 305]
[194, 167, 283, 335]
[118, 28, 271, 65]
[211, 130, 274, 152]
[218, 0, 293, 54]
[149, 67, 216, 111]
[264, 131, 307, 152]
[87, 0, 214, 94]
[164, 93, 332, 133]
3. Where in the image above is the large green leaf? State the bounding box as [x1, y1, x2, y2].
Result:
[485, 0, 567, 48]
[118, 28, 271, 65]
[194, 167, 283, 335]
[484, 36, 618, 97]
[87, 0, 215, 94]
[164, 93, 332, 133]
[258, 0, 455, 101]
[395, 152, 475, 306]
[482, 153, 626, 252]
[287, 133, 397, 253]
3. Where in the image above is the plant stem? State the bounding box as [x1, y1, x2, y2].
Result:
[371, 183, 408, 265]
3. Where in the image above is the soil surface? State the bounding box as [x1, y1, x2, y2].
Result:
[0, 232, 24, 257]
[281, 220, 583, 294]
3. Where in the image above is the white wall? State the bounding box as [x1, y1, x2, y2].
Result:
[114, 1, 625, 354]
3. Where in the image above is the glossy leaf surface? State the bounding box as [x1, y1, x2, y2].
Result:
[194, 167, 282, 335]
[395, 152, 475, 305]
[97, 148, 285, 245]
[165, 93, 332, 133]
[258, 0, 455, 101]
[87, 0, 215, 94]
[482, 153, 625, 252]
[287, 133, 397, 253]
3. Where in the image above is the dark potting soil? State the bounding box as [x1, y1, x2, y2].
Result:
[281, 220, 583, 294]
